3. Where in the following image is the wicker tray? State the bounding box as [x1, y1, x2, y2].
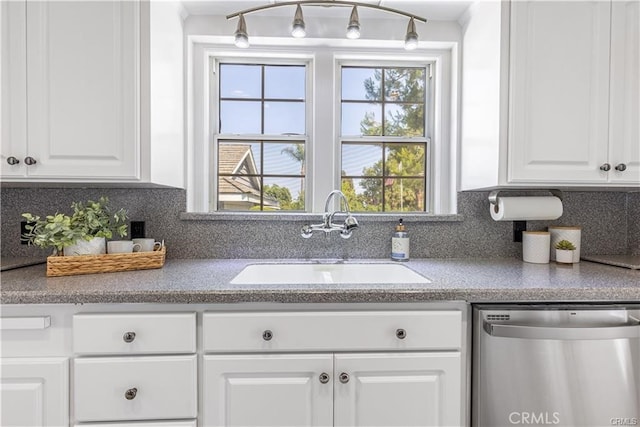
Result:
[46, 247, 166, 277]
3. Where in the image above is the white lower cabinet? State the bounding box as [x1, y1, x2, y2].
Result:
[203, 354, 334, 426]
[202, 309, 464, 427]
[0, 303, 467, 427]
[0, 357, 69, 427]
[72, 312, 198, 425]
[204, 352, 461, 427]
[334, 352, 461, 427]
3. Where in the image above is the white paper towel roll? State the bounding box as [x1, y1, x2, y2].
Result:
[490, 196, 563, 221]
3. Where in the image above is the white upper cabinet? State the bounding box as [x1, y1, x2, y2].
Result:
[460, 0, 640, 189]
[609, 0, 640, 183]
[508, 1, 611, 183]
[0, 1, 184, 187]
[25, 1, 139, 180]
[0, 1, 28, 178]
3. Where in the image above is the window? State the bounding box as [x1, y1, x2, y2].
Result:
[215, 63, 307, 211]
[340, 66, 429, 212]
[197, 47, 451, 215]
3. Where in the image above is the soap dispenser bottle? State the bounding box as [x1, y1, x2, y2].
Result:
[391, 219, 410, 262]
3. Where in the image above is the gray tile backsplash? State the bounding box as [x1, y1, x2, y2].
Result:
[1, 187, 635, 259]
[628, 192, 640, 255]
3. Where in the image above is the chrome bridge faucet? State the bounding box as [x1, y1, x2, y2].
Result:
[301, 190, 359, 239]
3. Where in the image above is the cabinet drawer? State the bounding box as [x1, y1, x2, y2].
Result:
[203, 311, 462, 352]
[73, 313, 196, 355]
[73, 355, 197, 422]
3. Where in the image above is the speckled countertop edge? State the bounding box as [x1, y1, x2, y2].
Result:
[0, 258, 638, 304]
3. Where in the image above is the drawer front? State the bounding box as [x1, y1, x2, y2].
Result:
[203, 311, 462, 352]
[73, 355, 197, 422]
[73, 313, 196, 355]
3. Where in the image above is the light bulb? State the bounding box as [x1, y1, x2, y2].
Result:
[235, 33, 249, 48]
[404, 17, 418, 50]
[346, 6, 360, 39]
[291, 4, 306, 38]
[234, 14, 249, 48]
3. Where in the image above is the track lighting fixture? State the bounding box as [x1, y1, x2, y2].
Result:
[346, 6, 360, 39]
[291, 4, 306, 38]
[227, 1, 426, 50]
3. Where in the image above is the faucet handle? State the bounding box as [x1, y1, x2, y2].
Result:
[344, 215, 359, 230]
[301, 225, 314, 238]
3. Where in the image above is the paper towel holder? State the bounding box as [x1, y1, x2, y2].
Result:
[488, 189, 563, 206]
[488, 189, 563, 242]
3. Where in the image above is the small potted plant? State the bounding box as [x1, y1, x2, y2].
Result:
[22, 197, 128, 256]
[554, 239, 576, 264]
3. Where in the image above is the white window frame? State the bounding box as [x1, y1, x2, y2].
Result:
[211, 58, 312, 212]
[336, 59, 433, 213]
[187, 41, 456, 215]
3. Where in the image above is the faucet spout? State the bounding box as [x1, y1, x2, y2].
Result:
[324, 189, 350, 214]
[301, 190, 359, 239]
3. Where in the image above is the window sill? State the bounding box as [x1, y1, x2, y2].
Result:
[180, 212, 463, 222]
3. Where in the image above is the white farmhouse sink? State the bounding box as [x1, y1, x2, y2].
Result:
[230, 263, 431, 285]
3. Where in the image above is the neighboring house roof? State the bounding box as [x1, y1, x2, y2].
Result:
[218, 144, 279, 209]
[219, 144, 258, 175]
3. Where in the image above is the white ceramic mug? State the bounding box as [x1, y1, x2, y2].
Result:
[132, 238, 162, 252]
[107, 240, 141, 254]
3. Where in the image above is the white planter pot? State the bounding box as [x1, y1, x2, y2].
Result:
[63, 237, 106, 256]
[555, 249, 575, 264]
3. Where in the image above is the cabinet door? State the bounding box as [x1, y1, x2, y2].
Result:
[203, 354, 333, 427]
[0, 0, 27, 178]
[508, 1, 611, 183]
[334, 352, 461, 427]
[0, 357, 68, 426]
[25, 1, 139, 179]
[609, 0, 640, 184]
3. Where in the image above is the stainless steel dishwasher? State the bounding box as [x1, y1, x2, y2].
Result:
[473, 305, 640, 426]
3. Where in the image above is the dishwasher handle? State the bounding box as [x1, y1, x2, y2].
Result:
[483, 320, 640, 340]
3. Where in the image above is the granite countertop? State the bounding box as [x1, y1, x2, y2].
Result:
[1, 258, 639, 304]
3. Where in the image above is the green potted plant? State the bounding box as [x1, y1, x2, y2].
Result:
[22, 197, 128, 256]
[554, 239, 576, 264]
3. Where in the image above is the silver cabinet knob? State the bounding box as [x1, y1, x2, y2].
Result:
[124, 388, 137, 400]
[600, 163, 611, 171]
[6, 156, 19, 165]
[615, 163, 627, 172]
[262, 330, 273, 341]
[396, 328, 407, 339]
[123, 332, 136, 343]
[24, 156, 37, 165]
[319, 373, 330, 384]
[339, 372, 350, 384]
